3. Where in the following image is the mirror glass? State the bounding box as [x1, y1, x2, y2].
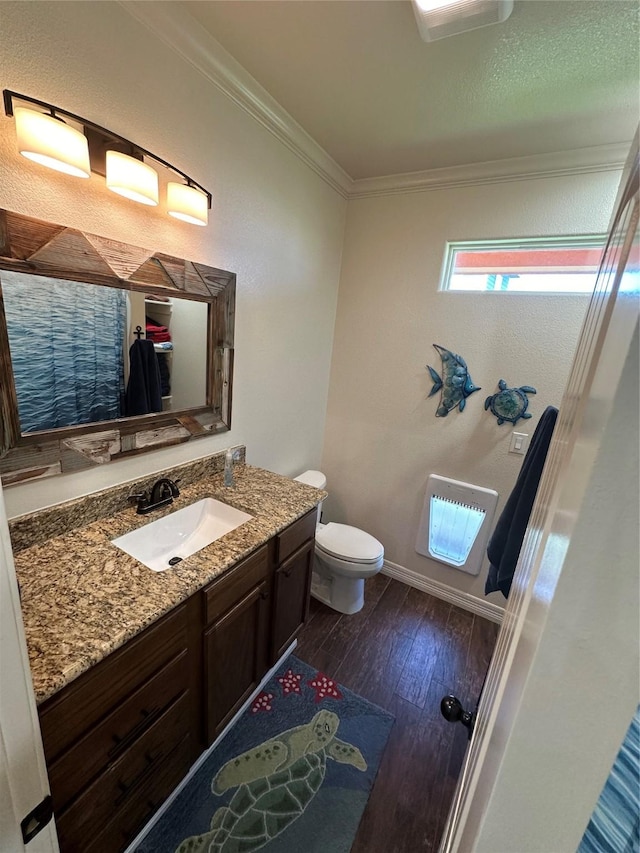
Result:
[1, 270, 208, 434]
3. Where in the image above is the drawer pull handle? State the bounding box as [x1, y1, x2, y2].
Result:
[108, 706, 160, 760]
[143, 799, 160, 823]
[115, 751, 163, 806]
[122, 799, 159, 839]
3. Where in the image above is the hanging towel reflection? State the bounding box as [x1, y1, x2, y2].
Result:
[125, 338, 163, 416]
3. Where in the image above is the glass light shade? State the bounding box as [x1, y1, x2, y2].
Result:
[14, 107, 90, 178]
[167, 182, 208, 226]
[106, 151, 159, 206]
[412, 0, 512, 40]
[415, 0, 468, 9]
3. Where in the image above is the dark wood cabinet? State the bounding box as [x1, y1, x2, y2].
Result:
[271, 508, 316, 662]
[56, 693, 190, 851]
[84, 736, 191, 853]
[38, 513, 316, 853]
[38, 599, 197, 853]
[204, 579, 271, 742]
[202, 543, 271, 743]
[39, 603, 190, 766]
[272, 539, 314, 661]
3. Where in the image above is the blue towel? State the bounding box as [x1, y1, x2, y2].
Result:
[485, 406, 558, 599]
[125, 339, 163, 417]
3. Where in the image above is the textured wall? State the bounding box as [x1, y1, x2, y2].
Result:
[321, 171, 621, 607]
[0, 1, 346, 517]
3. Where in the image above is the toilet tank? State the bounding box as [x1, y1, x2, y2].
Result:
[294, 470, 327, 517]
[294, 470, 327, 489]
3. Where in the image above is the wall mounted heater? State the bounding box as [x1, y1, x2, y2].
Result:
[416, 474, 498, 575]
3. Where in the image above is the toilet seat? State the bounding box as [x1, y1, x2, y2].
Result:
[315, 522, 384, 565]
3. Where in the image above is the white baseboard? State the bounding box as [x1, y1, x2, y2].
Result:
[123, 640, 298, 853]
[382, 560, 504, 624]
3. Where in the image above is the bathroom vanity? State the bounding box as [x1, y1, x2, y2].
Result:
[10, 459, 322, 853]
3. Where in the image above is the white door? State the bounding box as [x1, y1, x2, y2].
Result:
[0, 478, 58, 852]
[440, 136, 639, 852]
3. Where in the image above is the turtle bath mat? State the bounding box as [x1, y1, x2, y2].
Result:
[134, 656, 393, 853]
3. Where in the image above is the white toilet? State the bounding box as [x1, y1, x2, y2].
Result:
[293, 470, 384, 615]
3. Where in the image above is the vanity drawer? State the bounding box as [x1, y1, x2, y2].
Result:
[204, 544, 269, 625]
[84, 735, 191, 853]
[276, 508, 317, 563]
[40, 603, 188, 763]
[48, 649, 189, 814]
[56, 691, 190, 852]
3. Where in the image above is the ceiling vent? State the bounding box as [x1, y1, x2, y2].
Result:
[412, 0, 514, 42]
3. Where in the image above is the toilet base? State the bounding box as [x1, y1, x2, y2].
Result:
[311, 570, 365, 615]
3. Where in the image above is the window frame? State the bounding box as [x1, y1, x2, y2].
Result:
[439, 234, 608, 295]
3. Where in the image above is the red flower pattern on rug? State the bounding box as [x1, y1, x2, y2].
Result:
[308, 672, 343, 703]
[277, 669, 303, 696]
[251, 691, 274, 713]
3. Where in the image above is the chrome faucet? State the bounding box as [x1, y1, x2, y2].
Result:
[128, 478, 180, 515]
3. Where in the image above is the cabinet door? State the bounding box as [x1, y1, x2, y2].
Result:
[204, 580, 270, 743]
[272, 539, 314, 662]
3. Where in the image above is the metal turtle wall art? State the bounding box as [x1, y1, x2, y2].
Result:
[485, 379, 537, 425]
[176, 709, 367, 853]
[426, 344, 481, 417]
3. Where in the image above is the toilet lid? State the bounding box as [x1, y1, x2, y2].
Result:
[315, 523, 384, 563]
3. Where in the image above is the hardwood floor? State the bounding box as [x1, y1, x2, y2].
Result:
[295, 575, 500, 853]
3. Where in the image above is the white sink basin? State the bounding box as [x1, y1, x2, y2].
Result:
[112, 498, 253, 572]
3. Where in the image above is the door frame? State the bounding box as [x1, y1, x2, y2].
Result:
[0, 478, 59, 851]
[440, 134, 639, 852]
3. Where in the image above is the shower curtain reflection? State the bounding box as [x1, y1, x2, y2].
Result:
[2, 272, 127, 432]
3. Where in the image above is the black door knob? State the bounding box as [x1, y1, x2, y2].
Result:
[440, 694, 475, 737]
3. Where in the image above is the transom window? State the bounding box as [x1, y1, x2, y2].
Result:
[440, 236, 608, 294]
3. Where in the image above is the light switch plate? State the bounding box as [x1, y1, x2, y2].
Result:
[509, 432, 528, 455]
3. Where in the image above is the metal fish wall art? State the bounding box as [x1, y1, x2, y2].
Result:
[427, 344, 480, 417]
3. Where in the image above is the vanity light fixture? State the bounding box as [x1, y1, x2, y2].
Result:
[3, 90, 212, 224]
[106, 150, 159, 207]
[13, 105, 91, 178]
[167, 181, 208, 226]
[411, 0, 513, 41]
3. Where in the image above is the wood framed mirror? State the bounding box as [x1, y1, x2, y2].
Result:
[0, 209, 235, 486]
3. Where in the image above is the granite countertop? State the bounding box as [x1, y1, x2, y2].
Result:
[12, 465, 325, 706]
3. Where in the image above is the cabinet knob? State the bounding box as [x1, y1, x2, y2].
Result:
[283, 569, 292, 578]
[260, 590, 269, 600]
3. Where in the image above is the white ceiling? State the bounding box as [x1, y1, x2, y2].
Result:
[182, 0, 639, 180]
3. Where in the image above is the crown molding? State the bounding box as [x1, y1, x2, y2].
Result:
[120, 2, 627, 202]
[349, 143, 629, 199]
[119, 1, 353, 199]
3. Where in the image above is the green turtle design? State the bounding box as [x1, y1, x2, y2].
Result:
[176, 710, 366, 853]
[485, 379, 536, 425]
